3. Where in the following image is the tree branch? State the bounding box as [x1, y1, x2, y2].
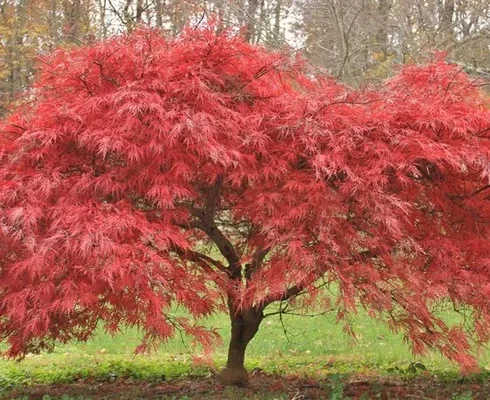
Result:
[180, 248, 230, 276]
[471, 184, 490, 197]
[244, 246, 270, 279]
[184, 177, 241, 278]
[189, 218, 241, 277]
[107, 0, 128, 26]
[475, 126, 490, 137]
[204, 175, 223, 216]
[143, 237, 229, 291]
[93, 60, 119, 87]
[448, 184, 490, 200]
[261, 283, 308, 307]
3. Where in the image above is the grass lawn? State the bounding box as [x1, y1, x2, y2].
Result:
[1, 306, 489, 399]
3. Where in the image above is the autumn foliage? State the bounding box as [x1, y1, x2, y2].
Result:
[0, 27, 489, 382]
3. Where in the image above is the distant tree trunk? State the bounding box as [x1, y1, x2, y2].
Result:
[135, 0, 144, 23]
[155, 0, 164, 28]
[98, 0, 108, 39]
[255, 0, 266, 43]
[49, 0, 59, 47]
[439, 0, 454, 45]
[244, 0, 260, 43]
[272, 0, 283, 43]
[123, 0, 134, 31]
[63, 0, 82, 43]
[220, 304, 264, 386]
[10, 0, 28, 96]
[376, 0, 392, 59]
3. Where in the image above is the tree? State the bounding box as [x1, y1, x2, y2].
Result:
[0, 0, 95, 118]
[297, 0, 490, 85]
[1, 27, 490, 386]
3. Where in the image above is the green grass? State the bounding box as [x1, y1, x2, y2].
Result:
[1, 306, 489, 391]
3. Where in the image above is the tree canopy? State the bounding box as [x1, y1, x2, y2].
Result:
[0, 27, 489, 385]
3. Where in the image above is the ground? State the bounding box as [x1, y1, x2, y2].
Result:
[3, 373, 490, 399]
[1, 305, 489, 399]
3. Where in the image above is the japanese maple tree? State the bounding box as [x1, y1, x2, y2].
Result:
[1, 27, 490, 386]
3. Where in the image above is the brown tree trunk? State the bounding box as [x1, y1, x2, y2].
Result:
[244, 0, 260, 43]
[63, 0, 82, 43]
[135, 0, 143, 23]
[439, 0, 454, 45]
[375, 0, 392, 60]
[220, 306, 264, 386]
[154, 0, 164, 28]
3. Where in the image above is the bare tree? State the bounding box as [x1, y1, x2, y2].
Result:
[298, 0, 381, 84]
[298, 0, 489, 84]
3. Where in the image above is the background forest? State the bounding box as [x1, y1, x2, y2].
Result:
[0, 0, 489, 117]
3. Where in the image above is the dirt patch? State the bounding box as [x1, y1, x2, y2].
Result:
[3, 372, 490, 399]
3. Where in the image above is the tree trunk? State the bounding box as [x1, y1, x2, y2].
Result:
[154, 0, 164, 29]
[439, 0, 454, 45]
[135, 0, 144, 23]
[375, 0, 392, 60]
[244, 0, 260, 44]
[220, 306, 264, 386]
[63, 0, 82, 43]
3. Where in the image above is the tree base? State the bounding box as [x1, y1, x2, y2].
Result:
[219, 367, 249, 386]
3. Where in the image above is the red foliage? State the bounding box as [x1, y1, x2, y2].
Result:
[0, 28, 489, 369]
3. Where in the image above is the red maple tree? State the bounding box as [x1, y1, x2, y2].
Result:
[1, 28, 489, 385]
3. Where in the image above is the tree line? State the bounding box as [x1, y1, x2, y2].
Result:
[1, 0, 489, 115]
